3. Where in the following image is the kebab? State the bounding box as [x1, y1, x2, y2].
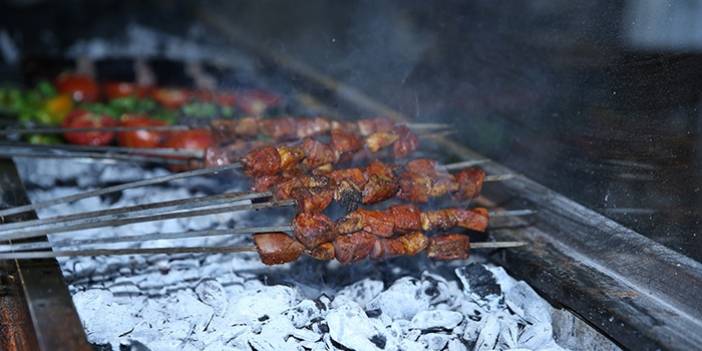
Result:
[252, 158, 503, 213]
[0, 127, 422, 217]
[0, 203, 528, 264]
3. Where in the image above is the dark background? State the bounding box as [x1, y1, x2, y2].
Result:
[1, 0, 700, 260]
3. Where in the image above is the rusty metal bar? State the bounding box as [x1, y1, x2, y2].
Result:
[0, 158, 91, 351]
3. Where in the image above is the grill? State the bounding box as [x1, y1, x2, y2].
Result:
[0, 2, 701, 351]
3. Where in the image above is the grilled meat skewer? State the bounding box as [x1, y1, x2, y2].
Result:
[253, 231, 522, 265]
[0, 238, 524, 261]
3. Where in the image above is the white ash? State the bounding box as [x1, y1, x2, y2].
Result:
[15, 158, 567, 351]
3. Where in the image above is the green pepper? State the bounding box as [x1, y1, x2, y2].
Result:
[27, 134, 62, 145]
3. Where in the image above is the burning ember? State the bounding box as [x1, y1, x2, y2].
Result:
[15, 158, 566, 351]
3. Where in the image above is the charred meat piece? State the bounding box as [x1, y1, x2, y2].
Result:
[330, 129, 363, 159]
[290, 186, 334, 213]
[292, 212, 337, 248]
[252, 174, 283, 192]
[453, 167, 486, 200]
[365, 131, 399, 153]
[392, 125, 419, 158]
[301, 138, 337, 169]
[260, 116, 298, 140]
[241, 146, 283, 177]
[427, 234, 470, 260]
[388, 204, 422, 233]
[362, 174, 399, 205]
[253, 232, 306, 265]
[308, 242, 335, 261]
[405, 158, 439, 176]
[328, 167, 367, 187]
[336, 208, 395, 237]
[371, 231, 429, 259]
[397, 171, 433, 203]
[277, 146, 306, 172]
[421, 208, 489, 232]
[333, 231, 377, 264]
[356, 117, 395, 136]
[362, 160, 398, 204]
[274, 175, 330, 199]
[296, 117, 332, 139]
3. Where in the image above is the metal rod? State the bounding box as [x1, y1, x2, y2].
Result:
[0, 125, 190, 135]
[0, 163, 241, 217]
[441, 160, 489, 171]
[0, 142, 204, 158]
[0, 199, 295, 242]
[0, 240, 525, 260]
[485, 174, 515, 182]
[489, 209, 535, 217]
[0, 225, 293, 252]
[0, 122, 448, 135]
[0, 191, 272, 233]
[0, 245, 258, 260]
[0, 149, 191, 164]
[471, 241, 527, 249]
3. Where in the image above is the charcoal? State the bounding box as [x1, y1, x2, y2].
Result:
[410, 310, 464, 330]
[16, 158, 567, 351]
[336, 278, 384, 309]
[447, 338, 469, 351]
[285, 299, 323, 328]
[474, 315, 500, 351]
[455, 263, 501, 298]
[194, 279, 228, 313]
[326, 303, 384, 351]
[418, 333, 451, 350]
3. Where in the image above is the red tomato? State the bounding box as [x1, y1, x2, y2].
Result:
[61, 109, 117, 146]
[103, 82, 150, 100]
[151, 88, 190, 109]
[118, 115, 167, 148]
[236, 89, 281, 115]
[161, 129, 215, 172]
[161, 129, 214, 151]
[55, 73, 100, 102]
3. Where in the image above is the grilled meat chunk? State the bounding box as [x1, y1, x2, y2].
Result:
[252, 174, 283, 192]
[427, 234, 470, 260]
[292, 212, 337, 248]
[296, 117, 332, 139]
[356, 117, 395, 136]
[392, 125, 419, 158]
[454, 167, 486, 200]
[290, 186, 334, 213]
[260, 116, 298, 140]
[361, 160, 398, 204]
[365, 131, 399, 153]
[388, 204, 422, 233]
[336, 208, 395, 237]
[241, 146, 283, 177]
[253, 232, 305, 265]
[333, 231, 377, 264]
[308, 242, 335, 261]
[370, 231, 429, 259]
[301, 138, 337, 169]
[330, 129, 363, 160]
[421, 207, 489, 232]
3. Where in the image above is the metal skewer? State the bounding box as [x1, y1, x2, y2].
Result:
[0, 191, 272, 233]
[0, 225, 294, 252]
[0, 199, 295, 242]
[0, 125, 190, 135]
[0, 142, 204, 158]
[0, 122, 449, 135]
[0, 149, 191, 164]
[0, 206, 531, 246]
[0, 163, 241, 217]
[0, 240, 526, 260]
